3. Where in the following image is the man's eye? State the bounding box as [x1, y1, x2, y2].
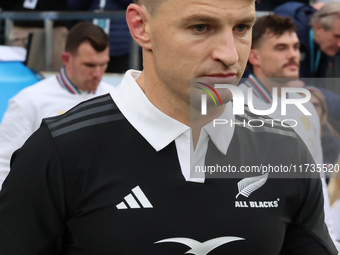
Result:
[235, 24, 247, 32]
[195, 24, 207, 32]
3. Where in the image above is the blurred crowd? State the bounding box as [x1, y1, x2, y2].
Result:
[0, 0, 135, 72]
[1, 0, 340, 252]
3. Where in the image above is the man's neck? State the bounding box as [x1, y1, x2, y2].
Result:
[137, 58, 226, 149]
[136, 71, 191, 126]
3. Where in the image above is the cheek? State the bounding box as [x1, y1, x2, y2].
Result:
[237, 39, 251, 61]
[79, 67, 91, 77]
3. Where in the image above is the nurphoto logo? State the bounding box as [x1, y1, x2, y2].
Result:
[199, 84, 312, 116]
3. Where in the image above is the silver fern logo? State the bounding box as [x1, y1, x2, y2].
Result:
[236, 173, 268, 199]
[154, 236, 244, 255]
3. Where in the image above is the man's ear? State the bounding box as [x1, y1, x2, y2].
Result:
[126, 4, 152, 50]
[248, 49, 260, 67]
[61, 52, 71, 66]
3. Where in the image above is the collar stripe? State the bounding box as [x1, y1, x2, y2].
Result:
[61, 68, 79, 94]
[56, 67, 96, 95]
[247, 75, 272, 103]
[57, 73, 75, 94]
[244, 80, 261, 99]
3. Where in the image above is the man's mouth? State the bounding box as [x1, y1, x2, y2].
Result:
[283, 63, 299, 69]
[202, 73, 238, 84]
[205, 73, 236, 77]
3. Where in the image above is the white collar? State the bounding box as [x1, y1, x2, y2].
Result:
[110, 70, 190, 151]
[201, 102, 235, 155]
[110, 70, 235, 159]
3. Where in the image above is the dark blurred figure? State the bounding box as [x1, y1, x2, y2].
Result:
[0, 0, 71, 70]
[67, 0, 134, 73]
[305, 87, 340, 167]
[275, 1, 340, 78]
[0, 0, 70, 27]
[256, 0, 310, 11]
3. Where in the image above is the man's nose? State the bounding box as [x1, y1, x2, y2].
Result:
[288, 47, 300, 59]
[211, 30, 239, 67]
[93, 66, 104, 78]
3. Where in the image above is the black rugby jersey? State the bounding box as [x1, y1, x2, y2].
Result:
[0, 94, 337, 255]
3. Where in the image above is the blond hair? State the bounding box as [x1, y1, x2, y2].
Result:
[328, 157, 340, 206]
[133, 0, 169, 15]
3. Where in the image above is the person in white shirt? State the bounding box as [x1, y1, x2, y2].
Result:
[0, 22, 113, 187]
[238, 14, 340, 251]
[239, 15, 322, 165]
[328, 163, 340, 245]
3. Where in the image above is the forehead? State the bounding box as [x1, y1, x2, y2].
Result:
[72, 42, 109, 62]
[154, 0, 256, 23]
[74, 42, 100, 57]
[331, 17, 340, 33]
[264, 31, 299, 46]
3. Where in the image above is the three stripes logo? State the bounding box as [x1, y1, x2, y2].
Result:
[116, 186, 153, 210]
[196, 82, 223, 115]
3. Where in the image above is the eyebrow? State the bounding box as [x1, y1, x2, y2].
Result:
[274, 42, 300, 48]
[274, 43, 288, 48]
[181, 14, 219, 25]
[180, 14, 256, 26]
[235, 16, 257, 25]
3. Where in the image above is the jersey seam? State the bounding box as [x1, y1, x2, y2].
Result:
[0, 226, 24, 254]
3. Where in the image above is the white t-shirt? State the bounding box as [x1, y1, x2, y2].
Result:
[0, 75, 114, 186]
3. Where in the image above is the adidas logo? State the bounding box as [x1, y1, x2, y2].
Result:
[116, 186, 153, 210]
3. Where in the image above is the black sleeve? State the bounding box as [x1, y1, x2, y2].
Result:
[0, 122, 66, 254]
[281, 136, 338, 255]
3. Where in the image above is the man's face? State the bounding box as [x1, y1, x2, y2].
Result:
[254, 31, 300, 78]
[315, 18, 340, 56]
[147, 0, 256, 103]
[64, 41, 110, 91]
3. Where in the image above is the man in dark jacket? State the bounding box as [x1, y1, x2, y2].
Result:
[275, 1, 340, 78]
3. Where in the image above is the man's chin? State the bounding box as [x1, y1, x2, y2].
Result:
[282, 71, 299, 79]
[325, 49, 339, 57]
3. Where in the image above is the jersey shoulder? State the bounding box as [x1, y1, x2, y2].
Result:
[44, 93, 124, 138]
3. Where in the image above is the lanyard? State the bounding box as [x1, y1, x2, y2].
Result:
[309, 29, 321, 76]
[99, 0, 106, 11]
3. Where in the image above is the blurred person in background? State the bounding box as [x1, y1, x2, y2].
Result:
[328, 164, 340, 245]
[67, 0, 134, 73]
[239, 14, 340, 250]
[305, 87, 340, 168]
[0, 0, 71, 70]
[255, 0, 310, 11]
[0, 22, 113, 188]
[239, 15, 323, 166]
[275, 1, 340, 78]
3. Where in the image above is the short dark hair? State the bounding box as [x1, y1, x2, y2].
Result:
[248, 15, 297, 73]
[134, 0, 258, 16]
[65, 22, 109, 54]
[252, 15, 297, 49]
